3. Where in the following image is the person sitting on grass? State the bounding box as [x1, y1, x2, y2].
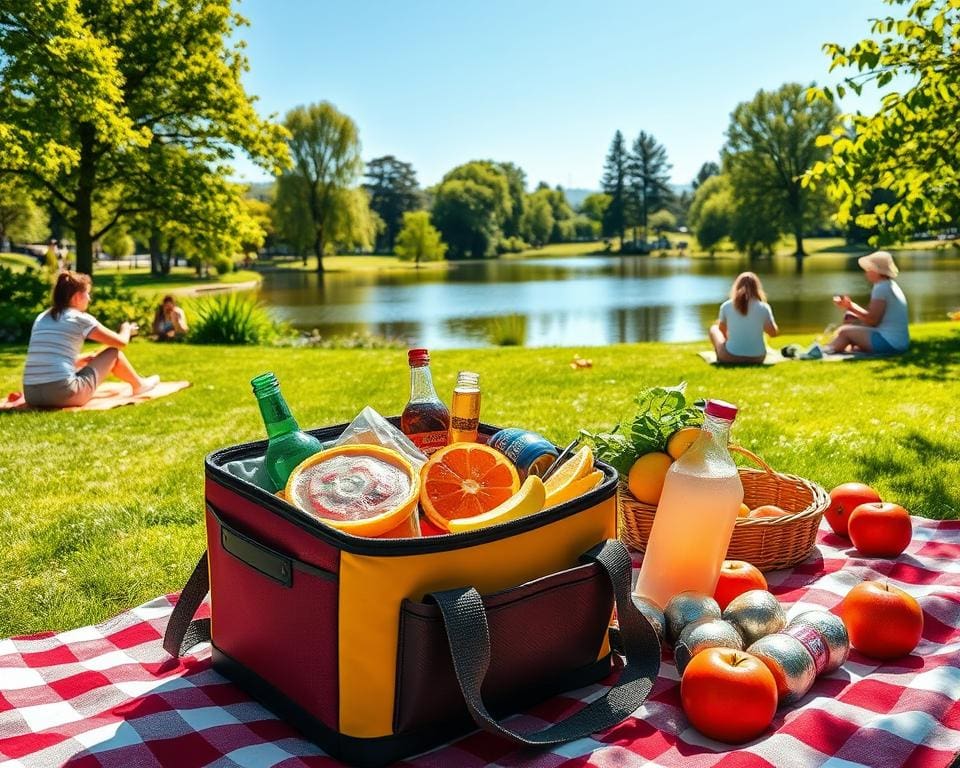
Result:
[709, 271, 779, 364]
[152, 294, 189, 341]
[823, 250, 909, 355]
[22, 271, 159, 408]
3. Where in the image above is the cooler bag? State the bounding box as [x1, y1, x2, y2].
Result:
[165, 421, 661, 767]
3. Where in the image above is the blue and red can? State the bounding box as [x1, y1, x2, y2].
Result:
[487, 428, 559, 478]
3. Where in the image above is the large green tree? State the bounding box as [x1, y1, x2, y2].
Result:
[626, 131, 673, 241]
[600, 130, 629, 246]
[809, 0, 960, 237]
[724, 82, 839, 267]
[431, 161, 512, 259]
[0, 1, 288, 275]
[394, 210, 447, 267]
[363, 155, 421, 252]
[0, 175, 47, 246]
[278, 102, 363, 272]
[692, 161, 720, 190]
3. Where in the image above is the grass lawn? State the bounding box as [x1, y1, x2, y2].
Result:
[1, 322, 958, 635]
[267, 254, 451, 273]
[90, 266, 261, 297]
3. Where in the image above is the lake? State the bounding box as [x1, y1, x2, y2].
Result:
[256, 250, 960, 348]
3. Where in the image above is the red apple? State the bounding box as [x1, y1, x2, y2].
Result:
[681, 647, 778, 743]
[848, 502, 912, 557]
[826, 483, 882, 537]
[839, 581, 923, 660]
[713, 560, 768, 610]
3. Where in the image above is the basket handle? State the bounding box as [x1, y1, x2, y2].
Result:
[729, 445, 776, 475]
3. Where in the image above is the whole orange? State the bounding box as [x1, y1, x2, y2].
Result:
[848, 502, 912, 557]
[750, 504, 789, 519]
[713, 560, 768, 610]
[839, 581, 923, 660]
[680, 648, 778, 744]
[826, 483, 881, 537]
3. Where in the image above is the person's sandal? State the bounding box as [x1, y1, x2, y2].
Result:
[132, 375, 160, 396]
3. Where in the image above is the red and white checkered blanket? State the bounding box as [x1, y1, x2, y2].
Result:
[2, 518, 959, 768]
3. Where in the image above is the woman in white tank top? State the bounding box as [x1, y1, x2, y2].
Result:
[709, 272, 779, 364]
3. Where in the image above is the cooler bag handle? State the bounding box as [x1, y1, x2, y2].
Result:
[428, 539, 660, 747]
[164, 551, 210, 657]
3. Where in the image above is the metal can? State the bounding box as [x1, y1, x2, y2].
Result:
[487, 428, 559, 478]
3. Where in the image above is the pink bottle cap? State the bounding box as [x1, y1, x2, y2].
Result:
[705, 399, 738, 421]
[408, 348, 430, 366]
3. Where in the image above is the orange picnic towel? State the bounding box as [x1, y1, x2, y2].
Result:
[1, 380, 190, 412]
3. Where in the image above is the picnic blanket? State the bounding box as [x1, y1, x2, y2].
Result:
[696, 349, 867, 366]
[2, 517, 959, 768]
[0, 381, 191, 412]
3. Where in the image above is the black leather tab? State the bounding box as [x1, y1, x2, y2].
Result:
[221, 523, 292, 587]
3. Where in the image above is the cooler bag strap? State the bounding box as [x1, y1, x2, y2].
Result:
[429, 538, 660, 747]
[163, 552, 211, 657]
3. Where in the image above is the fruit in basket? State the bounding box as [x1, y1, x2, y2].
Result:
[447, 476, 546, 533]
[666, 426, 700, 459]
[713, 561, 767, 610]
[419, 443, 520, 531]
[749, 504, 789, 519]
[839, 581, 923, 659]
[627, 451, 672, 505]
[680, 648, 778, 743]
[848, 502, 912, 557]
[737, 503, 751, 518]
[543, 444, 594, 496]
[825, 483, 882, 537]
[544, 469, 604, 508]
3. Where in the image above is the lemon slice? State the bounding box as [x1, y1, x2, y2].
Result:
[544, 469, 604, 508]
[543, 444, 594, 495]
[447, 475, 546, 533]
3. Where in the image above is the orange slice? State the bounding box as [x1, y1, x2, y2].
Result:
[544, 469, 604, 509]
[420, 442, 521, 531]
[543, 444, 594, 496]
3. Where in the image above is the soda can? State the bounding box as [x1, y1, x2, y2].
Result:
[487, 428, 559, 478]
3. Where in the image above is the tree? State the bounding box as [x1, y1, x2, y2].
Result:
[648, 209, 677, 236]
[0, 1, 288, 274]
[431, 161, 512, 259]
[600, 131, 629, 246]
[394, 211, 447, 267]
[626, 131, 673, 242]
[363, 156, 421, 252]
[328, 188, 379, 253]
[101, 227, 134, 259]
[809, 0, 960, 237]
[495, 161, 527, 238]
[692, 162, 720, 190]
[724, 82, 839, 267]
[688, 175, 734, 254]
[579, 193, 611, 224]
[0, 175, 47, 246]
[279, 102, 363, 272]
[522, 194, 554, 246]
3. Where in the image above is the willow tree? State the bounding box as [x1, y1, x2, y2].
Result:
[0, 1, 288, 274]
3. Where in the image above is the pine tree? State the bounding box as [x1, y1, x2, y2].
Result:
[626, 132, 673, 244]
[600, 131, 628, 246]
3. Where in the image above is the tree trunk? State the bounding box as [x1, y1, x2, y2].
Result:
[314, 228, 325, 273]
[74, 124, 97, 275]
[794, 226, 805, 274]
[149, 229, 164, 275]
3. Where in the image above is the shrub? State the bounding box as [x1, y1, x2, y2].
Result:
[213, 255, 234, 275]
[0, 265, 48, 342]
[487, 313, 526, 346]
[89, 275, 154, 331]
[496, 236, 528, 254]
[187, 292, 283, 345]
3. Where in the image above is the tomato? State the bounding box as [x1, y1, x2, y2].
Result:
[713, 560, 768, 610]
[826, 483, 881, 537]
[750, 504, 789, 518]
[839, 581, 923, 660]
[848, 502, 912, 557]
[680, 647, 778, 743]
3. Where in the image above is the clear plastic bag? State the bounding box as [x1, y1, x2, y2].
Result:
[334, 406, 428, 471]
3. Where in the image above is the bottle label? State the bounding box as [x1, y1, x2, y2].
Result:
[451, 415, 479, 430]
[410, 431, 449, 455]
[784, 624, 829, 676]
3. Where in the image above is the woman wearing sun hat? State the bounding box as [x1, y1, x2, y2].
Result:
[825, 250, 909, 354]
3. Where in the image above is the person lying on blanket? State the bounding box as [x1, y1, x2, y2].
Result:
[824, 251, 910, 355]
[22, 271, 160, 408]
[708, 271, 780, 364]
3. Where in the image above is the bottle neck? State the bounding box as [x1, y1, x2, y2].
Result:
[256, 389, 300, 439]
[703, 413, 733, 444]
[409, 364, 440, 402]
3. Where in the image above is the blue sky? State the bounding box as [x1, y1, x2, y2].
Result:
[233, 0, 889, 190]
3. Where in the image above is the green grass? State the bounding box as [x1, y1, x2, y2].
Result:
[90, 266, 261, 298]
[0, 252, 41, 271]
[267, 254, 450, 273]
[1, 322, 958, 635]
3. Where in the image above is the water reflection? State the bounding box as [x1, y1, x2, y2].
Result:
[256, 249, 960, 348]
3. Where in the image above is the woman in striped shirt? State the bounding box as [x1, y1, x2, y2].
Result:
[22, 271, 159, 408]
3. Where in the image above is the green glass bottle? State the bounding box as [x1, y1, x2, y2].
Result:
[251, 372, 323, 492]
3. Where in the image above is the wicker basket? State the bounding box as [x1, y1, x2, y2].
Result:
[618, 446, 829, 572]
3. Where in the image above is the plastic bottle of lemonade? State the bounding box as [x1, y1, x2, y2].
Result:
[400, 348, 450, 455]
[251, 372, 323, 492]
[449, 371, 481, 443]
[633, 399, 744, 609]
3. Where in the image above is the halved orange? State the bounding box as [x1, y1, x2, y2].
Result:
[420, 442, 520, 531]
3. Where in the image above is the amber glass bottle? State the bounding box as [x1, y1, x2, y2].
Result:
[400, 348, 450, 455]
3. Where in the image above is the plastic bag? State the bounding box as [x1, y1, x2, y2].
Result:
[334, 406, 428, 471]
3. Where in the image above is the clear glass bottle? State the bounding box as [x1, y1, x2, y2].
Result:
[251, 372, 323, 492]
[449, 371, 481, 443]
[633, 399, 744, 609]
[400, 348, 450, 455]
